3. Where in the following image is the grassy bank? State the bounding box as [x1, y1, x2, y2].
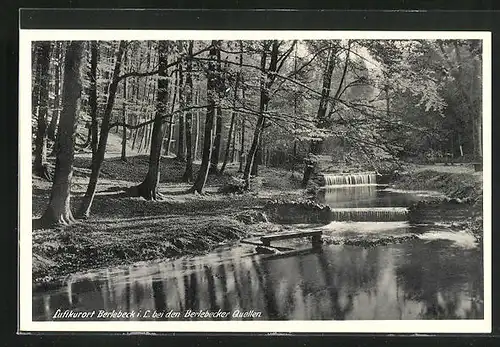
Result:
[32, 152, 304, 288]
[393, 166, 482, 202]
[393, 164, 484, 241]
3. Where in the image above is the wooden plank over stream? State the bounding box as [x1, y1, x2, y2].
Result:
[261, 230, 322, 245]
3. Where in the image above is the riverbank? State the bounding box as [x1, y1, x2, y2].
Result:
[393, 165, 482, 202]
[31, 155, 304, 289]
[392, 164, 483, 241]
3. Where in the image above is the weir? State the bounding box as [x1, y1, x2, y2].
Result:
[323, 172, 377, 186]
[329, 207, 409, 222]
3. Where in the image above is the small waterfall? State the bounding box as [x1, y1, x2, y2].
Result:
[323, 172, 377, 186]
[329, 207, 408, 222]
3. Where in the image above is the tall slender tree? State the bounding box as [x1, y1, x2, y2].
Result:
[47, 42, 62, 141]
[238, 75, 246, 173]
[243, 40, 279, 188]
[131, 41, 169, 200]
[302, 41, 339, 187]
[35, 41, 84, 228]
[209, 46, 224, 174]
[220, 43, 243, 174]
[177, 51, 186, 162]
[33, 41, 52, 179]
[190, 40, 218, 193]
[121, 50, 128, 162]
[182, 41, 195, 182]
[78, 41, 127, 217]
[194, 88, 200, 161]
[164, 68, 178, 156]
[32, 44, 42, 120]
[88, 41, 99, 158]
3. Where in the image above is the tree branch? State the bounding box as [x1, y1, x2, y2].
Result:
[108, 104, 210, 130]
[116, 44, 212, 82]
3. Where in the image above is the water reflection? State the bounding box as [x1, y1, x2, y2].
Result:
[33, 238, 483, 320]
[316, 185, 427, 208]
[33, 186, 482, 321]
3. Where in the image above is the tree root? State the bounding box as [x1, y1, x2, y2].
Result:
[34, 163, 53, 181]
[182, 172, 193, 183]
[33, 210, 77, 230]
[127, 182, 163, 201]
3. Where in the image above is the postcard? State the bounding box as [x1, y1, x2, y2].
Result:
[20, 28, 491, 333]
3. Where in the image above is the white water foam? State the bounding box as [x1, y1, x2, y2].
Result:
[382, 187, 446, 198]
[418, 230, 477, 249]
[319, 221, 410, 233]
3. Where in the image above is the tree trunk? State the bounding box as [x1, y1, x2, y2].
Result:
[33, 41, 52, 179]
[136, 79, 155, 152]
[243, 40, 279, 188]
[238, 83, 246, 173]
[120, 92, 127, 161]
[220, 45, 243, 174]
[163, 115, 173, 155]
[164, 68, 178, 156]
[251, 120, 266, 176]
[442, 41, 482, 162]
[78, 41, 126, 218]
[177, 63, 186, 161]
[48, 42, 62, 141]
[316, 42, 336, 128]
[471, 56, 482, 160]
[121, 50, 128, 162]
[131, 119, 139, 150]
[36, 41, 84, 228]
[182, 41, 194, 182]
[190, 41, 218, 194]
[302, 42, 337, 187]
[32, 44, 42, 119]
[89, 41, 99, 158]
[210, 107, 222, 174]
[137, 123, 145, 152]
[194, 88, 200, 161]
[220, 109, 236, 174]
[144, 117, 152, 152]
[230, 115, 237, 163]
[131, 41, 170, 200]
[244, 107, 265, 185]
[209, 46, 224, 174]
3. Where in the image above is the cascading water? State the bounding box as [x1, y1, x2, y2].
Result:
[318, 172, 409, 222]
[323, 172, 377, 186]
[329, 207, 409, 222]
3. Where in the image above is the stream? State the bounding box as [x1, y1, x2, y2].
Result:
[33, 174, 483, 320]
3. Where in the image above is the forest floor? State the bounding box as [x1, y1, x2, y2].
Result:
[32, 145, 305, 289]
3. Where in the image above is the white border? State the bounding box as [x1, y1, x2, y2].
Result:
[19, 30, 492, 333]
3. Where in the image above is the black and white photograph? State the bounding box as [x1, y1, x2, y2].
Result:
[19, 30, 491, 333]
